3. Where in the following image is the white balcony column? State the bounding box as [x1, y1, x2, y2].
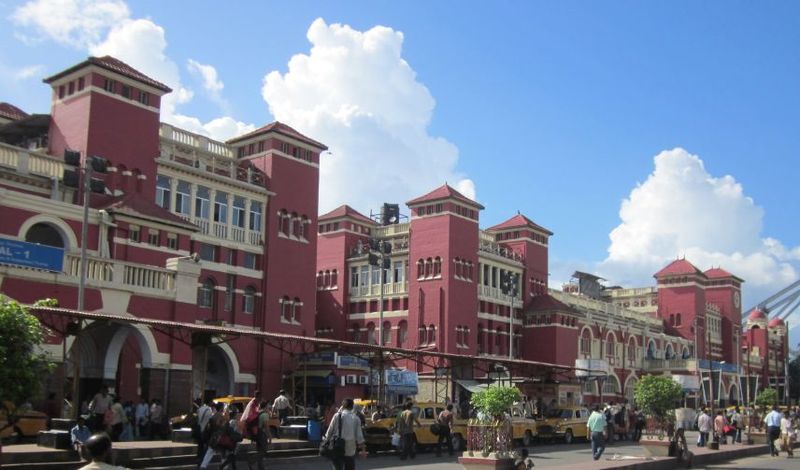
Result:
[190, 183, 198, 222]
[244, 198, 252, 242]
[226, 193, 234, 241]
[170, 177, 179, 213]
[209, 188, 217, 225]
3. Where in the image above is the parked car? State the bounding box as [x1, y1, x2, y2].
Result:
[364, 402, 467, 454]
[535, 406, 589, 444]
[0, 402, 49, 442]
[509, 403, 539, 446]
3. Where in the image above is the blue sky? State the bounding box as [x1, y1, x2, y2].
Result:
[2, 1, 799, 336]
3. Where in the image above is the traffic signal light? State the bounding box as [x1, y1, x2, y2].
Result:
[381, 203, 400, 225]
[64, 149, 81, 166]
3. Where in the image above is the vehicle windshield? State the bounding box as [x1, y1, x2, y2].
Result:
[545, 409, 572, 419]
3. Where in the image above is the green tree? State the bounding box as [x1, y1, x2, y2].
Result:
[754, 387, 779, 408]
[633, 375, 683, 434]
[0, 296, 55, 405]
[470, 386, 521, 418]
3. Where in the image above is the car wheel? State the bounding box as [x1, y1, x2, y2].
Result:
[523, 430, 534, 447]
[453, 434, 465, 452]
[13, 427, 23, 444]
[564, 429, 573, 444]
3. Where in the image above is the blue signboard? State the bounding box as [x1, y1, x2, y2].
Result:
[300, 352, 336, 365]
[697, 359, 739, 374]
[337, 355, 370, 370]
[385, 370, 418, 394]
[0, 237, 64, 272]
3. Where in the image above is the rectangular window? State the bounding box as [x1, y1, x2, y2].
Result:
[350, 267, 359, 288]
[359, 266, 369, 287]
[175, 180, 191, 214]
[198, 243, 216, 262]
[214, 191, 228, 223]
[281, 142, 289, 153]
[371, 266, 380, 286]
[121, 85, 131, 98]
[78, 77, 85, 91]
[195, 186, 210, 219]
[258, 141, 264, 153]
[243, 252, 257, 269]
[58, 85, 65, 99]
[232, 197, 246, 228]
[224, 275, 235, 312]
[227, 249, 236, 265]
[148, 230, 159, 246]
[68, 82, 75, 95]
[248, 202, 262, 231]
[155, 175, 171, 209]
[393, 261, 405, 283]
[139, 91, 149, 105]
[103, 79, 115, 93]
[167, 233, 178, 250]
[129, 225, 140, 242]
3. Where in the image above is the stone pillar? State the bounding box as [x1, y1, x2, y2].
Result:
[166, 257, 202, 304]
[191, 333, 212, 401]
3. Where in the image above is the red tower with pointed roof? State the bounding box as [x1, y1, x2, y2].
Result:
[703, 267, 743, 363]
[655, 259, 710, 358]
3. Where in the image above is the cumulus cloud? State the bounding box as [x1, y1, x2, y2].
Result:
[11, 0, 255, 142]
[11, 0, 129, 48]
[599, 147, 799, 293]
[262, 18, 475, 214]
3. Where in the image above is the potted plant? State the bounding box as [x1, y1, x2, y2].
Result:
[459, 386, 520, 470]
[633, 375, 683, 457]
[747, 388, 779, 445]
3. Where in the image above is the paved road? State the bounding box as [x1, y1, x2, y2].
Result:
[699, 453, 796, 469]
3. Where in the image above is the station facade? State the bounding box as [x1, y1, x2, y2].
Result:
[0, 55, 790, 417]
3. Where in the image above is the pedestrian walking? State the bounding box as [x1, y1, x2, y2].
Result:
[78, 432, 130, 470]
[149, 399, 163, 440]
[697, 408, 711, 447]
[109, 396, 126, 441]
[322, 398, 365, 470]
[632, 407, 645, 442]
[88, 386, 112, 433]
[730, 406, 743, 443]
[134, 397, 149, 439]
[779, 411, 794, 458]
[70, 417, 91, 457]
[240, 390, 261, 437]
[587, 405, 607, 461]
[200, 402, 243, 470]
[713, 410, 728, 445]
[251, 400, 271, 470]
[396, 401, 420, 460]
[764, 405, 782, 456]
[272, 390, 292, 425]
[195, 398, 213, 466]
[436, 404, 454, 457]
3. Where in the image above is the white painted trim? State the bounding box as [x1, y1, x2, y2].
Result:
[156, 161, 272, 196]
[102, 323, 171, 379]
[2, 190, 102, 224]
[17, 213, 79, 250]
[347, 310, 409, 320]
[243, 149, 320, 169]
[113, 237, 190, 255]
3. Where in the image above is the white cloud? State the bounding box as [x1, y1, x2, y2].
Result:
[599, 147, 799, 296]
[187, 59, 224, 94]
[11, 0, 129, 48]
[169, 115, 256, 142]
[13, 64, 46, 81]
[262, 18, 475, 214]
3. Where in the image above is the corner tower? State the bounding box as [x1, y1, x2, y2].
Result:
[655, 259, 709, 358]
[44, 56, 172, 199]
[703, 267, 744, 363]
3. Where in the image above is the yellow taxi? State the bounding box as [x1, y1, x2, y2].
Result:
[170, 396, 280, 436]
[509, 403, 539, 446]
[0, 402, 49, 441]
[364, 402, 467, 453]
[535, 406, 589, 444]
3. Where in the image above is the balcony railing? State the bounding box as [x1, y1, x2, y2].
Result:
[643, 358, 697, 372]
[0, 142, 66, 180]
[477, 284, 520, 305]
[180, 214, 262, 246]
[372, 223, 409, 238]
[63, 253, 176, 294]
[349, 282, 409, 298]
[549, 289, 662, 327]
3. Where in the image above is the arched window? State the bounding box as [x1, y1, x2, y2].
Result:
[298, 215, 309, 240]
[280, 295, 291, 321]
[425, 258, 433, 278]
[397, 320, 408, 346]
[382, 321, 391, 345]
[433, 257, 442, 277]
[242, 286, 256, 314]
[331, 270, 338, 287]
[367, 322, 376, 345]
[646, 340, 657, 359]
[676, 313, 682, 327]
[579, 328, 592, 356]
[25, 222, 65, 248]
[670, 314, 675, 326]
[603, 375, 620, 395]
[277, 209, 288, 235]
[606, 332, 616, 359]
[417, 259, 424, 279]
[428, 324, 436, 344]
[316, 271, 324, 289]
[665, 343, 675, 359]
[293, 297, 302, 322]
[463, 327, 470, 346]
[627, 338, 637, 365]
[198, 278, 215, 308]
[419, 327, 427, 344]
[681, 346, 690, 359]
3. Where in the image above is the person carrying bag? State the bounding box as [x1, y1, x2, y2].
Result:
[321, 398, 365, 470]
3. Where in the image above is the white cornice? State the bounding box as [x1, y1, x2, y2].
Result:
[0, 189, 101, 223]
[156, 159, 272, 196]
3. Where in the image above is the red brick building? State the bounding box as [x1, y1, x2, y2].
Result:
[0, 56, 325, 414]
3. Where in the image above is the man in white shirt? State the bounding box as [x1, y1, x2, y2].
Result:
[323, 398, 365, 470]
[697, 409, 712, 447]
[88, 386, 112, 433]
[273, 389, 292, 425]
[764, 405, 782, 456]
[134, 397, 149, 438]
[79, 433, 130, 470]
[195, 398, 213, 464]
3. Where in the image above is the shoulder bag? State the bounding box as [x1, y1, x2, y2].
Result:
[319, 413, 346, 459]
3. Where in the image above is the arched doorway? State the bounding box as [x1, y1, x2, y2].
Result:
[624, 376, 638, 405]
[205, 345, 234, 398]
[25, 222, 66, 248]
[728, 382, 740, 406]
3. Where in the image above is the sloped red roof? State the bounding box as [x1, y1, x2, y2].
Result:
[406, 184, 484, 209]
[44, 56, 171, 92]
[526, 293, 577, 313]
[487, 213, 553, 236]
[768, 317, 784, 328]
[319, 205, 375, 225]
[704, 267, 744, 282]
[102, 194, 197, 230]
[226, 121, 327, 150]
[0, 102, 30, 121]
[747, 309, 767, 321]
[654, 259, 704, 278]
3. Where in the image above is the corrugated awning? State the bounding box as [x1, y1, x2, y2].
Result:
[455, 379, 489, 394]
[292, 370, 334, 378]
